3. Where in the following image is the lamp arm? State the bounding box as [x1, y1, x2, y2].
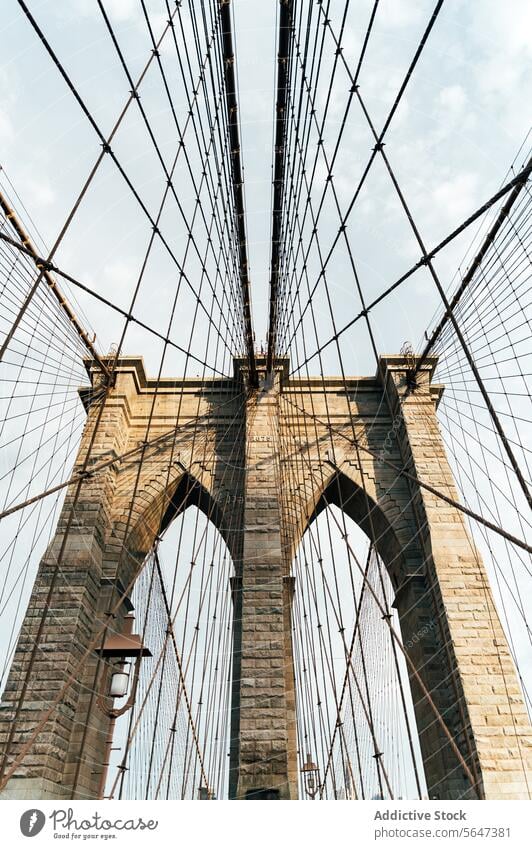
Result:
[95, 660, 112, 718]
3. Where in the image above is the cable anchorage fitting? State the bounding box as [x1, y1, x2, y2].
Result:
[36, 257, 54, 272]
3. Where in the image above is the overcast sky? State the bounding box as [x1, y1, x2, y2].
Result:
[1, 0, 531, 375]
[0, 0, 531, 798]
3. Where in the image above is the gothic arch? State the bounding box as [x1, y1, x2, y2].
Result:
[295, 466, 416, 591]
[158, 471, 234, 555]
[109, 464, 235, 588]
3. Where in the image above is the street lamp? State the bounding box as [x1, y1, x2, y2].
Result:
[108, 664, 131, 699]
[301, 752, 320, 799]
[95, 614, 152, 798]
[198, 785, 215, 800]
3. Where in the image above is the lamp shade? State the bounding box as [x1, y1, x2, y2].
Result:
[109, 670, 129, 698]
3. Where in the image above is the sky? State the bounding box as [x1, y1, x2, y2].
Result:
[0, 0, 531, 372]
[0, 0, 531, 799]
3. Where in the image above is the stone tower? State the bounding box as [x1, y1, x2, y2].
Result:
[0, 354, 530, 800]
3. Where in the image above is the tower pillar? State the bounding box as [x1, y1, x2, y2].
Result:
[380, 355, 532, 799]
[229, 361, 298, 799]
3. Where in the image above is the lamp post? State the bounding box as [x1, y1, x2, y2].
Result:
[198, 785, 215, 800]
[95, 614, 151, 799]
[301, 752, 320, 799]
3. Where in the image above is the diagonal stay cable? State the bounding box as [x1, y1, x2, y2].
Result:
[354, 88, 532, 511]
[0, 387, 244, 522]
[96, 0, 244, 358]
[275, 0, 376, 352]
[266, 0, 296, 373]
[282, 395, 532, 554]
[0, 231, 229, 377]
[1, 0, 184, 367]
[278, 0, 445, 355]
[14, 0, 241, 363]
[0, 190, 109, 377]
[417, 152, 532, 372]
[285, 163, 532, 376]
[218, 0, 257, 384]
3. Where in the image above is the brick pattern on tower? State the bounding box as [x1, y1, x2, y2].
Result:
[0, 354, 530, 800]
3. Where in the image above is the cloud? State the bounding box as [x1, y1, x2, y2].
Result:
[21, 176, 55, 208]
[377, 0, 425, 30]
[431, 172, 479, 222]
[105, 0, 141, 23]
[466, 0, 532, 97]
[102, 260, 134, 291]
[0, 66, 16, 144]
[481, 0, 532, 56]
[0, 107, 14, 144]
[73, 0, 142, 23]
[437, 84, 466, 115]
[0, 66, 14, 99]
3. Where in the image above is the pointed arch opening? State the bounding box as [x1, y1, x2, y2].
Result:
[103, 498, 236, 800]
[307, 469, 410, 590]
[290, 470, 427, 800]
[158, 472, 234, 557]
[118, 465, 239, 588]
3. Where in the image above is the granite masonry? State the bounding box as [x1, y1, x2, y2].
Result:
[0, 355, 530, 800]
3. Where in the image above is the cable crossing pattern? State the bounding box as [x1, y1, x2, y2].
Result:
[0, 0, 530, 802]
